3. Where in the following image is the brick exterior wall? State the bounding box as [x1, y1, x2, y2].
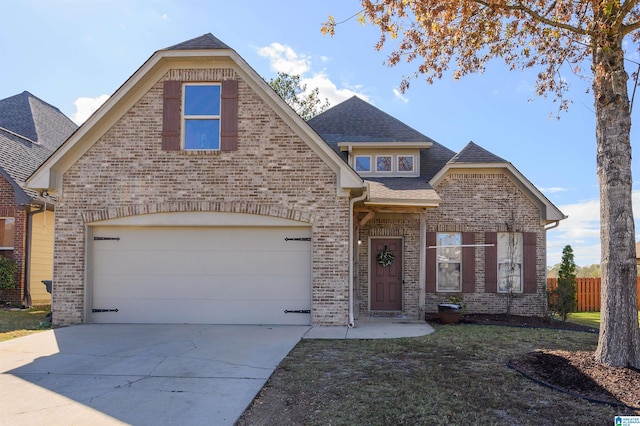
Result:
[0, 176, 26, 305]
[52, 68, 351, 326]
[357, 169, 547, 319]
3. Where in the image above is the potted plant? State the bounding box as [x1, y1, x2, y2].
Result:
[437, 296, 466, 324]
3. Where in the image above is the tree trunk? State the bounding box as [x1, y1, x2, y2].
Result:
[592, 36, 640, 368]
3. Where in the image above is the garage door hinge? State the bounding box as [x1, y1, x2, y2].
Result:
[284, 237, 311, 242]
[92, 308, 119, 313]
[93, 237, 120, 241]
[284, 309, 311, 314]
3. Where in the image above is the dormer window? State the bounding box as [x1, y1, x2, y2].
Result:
[376, 156, 392, 172]
[355, 155, 371, 172]
[339, 141, 428, 178]
[398, 155, 414, 173]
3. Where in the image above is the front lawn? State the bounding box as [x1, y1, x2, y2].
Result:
[568, 311, 640, 329]
[237, 324, 637, 425]
[0, 307, 51, 342]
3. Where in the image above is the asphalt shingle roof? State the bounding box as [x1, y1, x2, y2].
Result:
[449, 141, 507, 164]
[0, 91, 77, 152]
[164, 33, 231, 50]
[0, 92, 77, 203]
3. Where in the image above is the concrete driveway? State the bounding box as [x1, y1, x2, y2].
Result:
[0, 324, 309, 425]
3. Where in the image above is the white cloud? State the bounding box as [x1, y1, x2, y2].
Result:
[257, 43, 368, 107]
[539, 187, 567, 193]
[393, 88, 409, 103]
[547, 190, 640, 266]
[71, 94, 109, 124]
[257, 43, 310, 75]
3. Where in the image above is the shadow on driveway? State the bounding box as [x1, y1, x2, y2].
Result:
[0, 324, 308, 425]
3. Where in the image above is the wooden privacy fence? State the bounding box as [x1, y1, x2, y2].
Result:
[547, 277, 640, 312]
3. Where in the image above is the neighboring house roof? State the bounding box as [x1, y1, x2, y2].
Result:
[0, 91, 77, 152]
[0, 92, 77, 204]
[27, 33, 363, 194]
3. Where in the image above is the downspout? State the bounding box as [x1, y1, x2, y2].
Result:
[543, 219, 562, 316]
[23, 203, 46, 307]
[349, 185, 368, 328]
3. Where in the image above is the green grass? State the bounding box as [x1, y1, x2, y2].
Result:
[567, 311, 640, 329]
[0, 307, 51, 342]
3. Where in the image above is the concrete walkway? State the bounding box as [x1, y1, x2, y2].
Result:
[304, 317, 434, 339]
[0, 319, 433, 425]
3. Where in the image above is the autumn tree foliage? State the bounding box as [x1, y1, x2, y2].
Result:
[324, 0, 640, 368]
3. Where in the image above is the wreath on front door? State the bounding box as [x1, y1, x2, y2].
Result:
[377, 247, 395, 267]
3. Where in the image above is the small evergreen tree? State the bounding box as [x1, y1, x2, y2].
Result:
[548, 245, 577, 321]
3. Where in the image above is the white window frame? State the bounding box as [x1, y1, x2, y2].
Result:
[436, 232, 462, 292]
[497, 232, 523, 293]
[0, 217, 15, 250]
[397, 155, 415, 173]
[182, 83, 221, 151]
[354, 155, 372, 172]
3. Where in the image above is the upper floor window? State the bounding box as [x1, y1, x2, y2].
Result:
[376, 155, 392, 172]
[0, 218, 15, 250]
[497, 232, 523, 293]
[183, 84, 221, 150]
[355, 155, 371, 172]
[398, 155, 414, 173]
[436, 232, 461, 292]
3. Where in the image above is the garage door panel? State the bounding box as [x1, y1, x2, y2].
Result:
[93, 250, 310, 277]
[92, 298, 311, 325]
[93, 274, 311, 300]
[91, 225, 311, 324]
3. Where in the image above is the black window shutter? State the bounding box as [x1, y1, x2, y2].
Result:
[426, 232, 437, 293]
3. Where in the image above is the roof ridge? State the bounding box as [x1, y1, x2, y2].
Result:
[0, 126, 38, 145]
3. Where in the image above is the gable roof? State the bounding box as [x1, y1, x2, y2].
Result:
[27, 34, 363, 194]
[165, 33, 230, 50]
[0, 92, 77, 204]
[449, 141, 506, 163]
[431, 141, 566, 223]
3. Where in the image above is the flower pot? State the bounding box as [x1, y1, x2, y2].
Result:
[437, 303, 462, 324]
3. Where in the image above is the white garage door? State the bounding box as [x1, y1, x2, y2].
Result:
[90, 225, 311, 325]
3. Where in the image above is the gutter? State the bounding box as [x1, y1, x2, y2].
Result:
[22, 202, 46, 307]
[348, 185, 368, 328]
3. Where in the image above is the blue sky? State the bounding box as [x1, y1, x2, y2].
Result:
[3, 0, 639, 267]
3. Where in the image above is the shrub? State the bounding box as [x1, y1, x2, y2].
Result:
[0, 257, 17, 290]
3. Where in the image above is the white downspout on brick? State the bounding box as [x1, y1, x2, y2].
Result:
[349, 186, 368, 328]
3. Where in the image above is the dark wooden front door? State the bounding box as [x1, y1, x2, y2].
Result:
[371, 238, 402, 310]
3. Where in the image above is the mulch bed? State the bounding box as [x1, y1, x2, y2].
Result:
[427, 314, 640, 410]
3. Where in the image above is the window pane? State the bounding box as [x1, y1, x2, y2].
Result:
[185, 85, 220, 116]
[355, 156, 371, 172]
[438, 263, 461, 291]
[498, 263, 522, 292]
[497, 232, 522, 292]
[376, 156, 392, 172]
[437, 233, 461, 262]
[185, 119, 220, 150]
[0, 218, 14, 248]
[437, 232, 461, 291]
[398, 155, 414, 172]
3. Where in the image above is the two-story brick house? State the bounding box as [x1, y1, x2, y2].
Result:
[28, 34, 565, 327]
